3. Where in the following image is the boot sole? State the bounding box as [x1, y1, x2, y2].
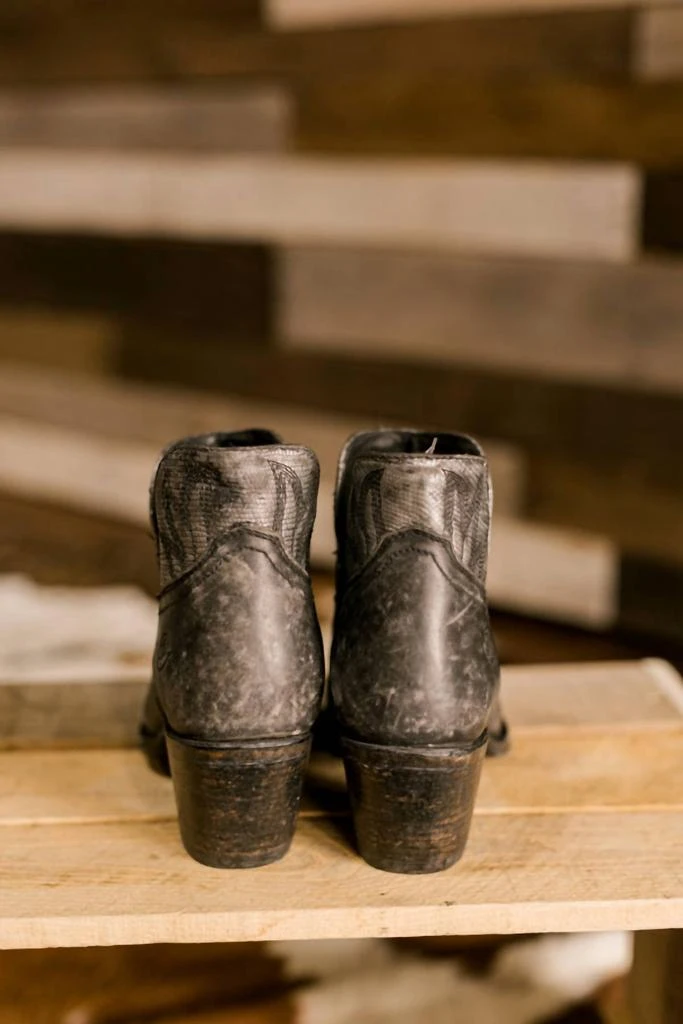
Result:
[143, 730, 311, 868]
[342, 733, 487, 874]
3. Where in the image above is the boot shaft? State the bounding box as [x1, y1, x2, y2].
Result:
[151, 431, 320, 588]
[335, 430, 492, 585]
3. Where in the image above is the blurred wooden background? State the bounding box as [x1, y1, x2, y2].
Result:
[0, 0, 682, 644]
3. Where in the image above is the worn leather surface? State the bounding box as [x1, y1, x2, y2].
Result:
[142, 432, 324, 745]
[330, 430, 503, 748]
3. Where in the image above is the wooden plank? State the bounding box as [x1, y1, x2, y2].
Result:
[297, 76, 683, 167]
[2, 656, 679, 757]
[0, 87, 291, 152]
[0, 2, 261, 86]
[266, 0, 654, 30]
[0, 152, 640, 261]
[635, 7, 683, 80]
[489, 519, 617, 628]
[165, 9, 633, 80]
[526, 453, 683, 565]
[643, 170, 683, 253]
[2, 723, 682, 825]
[0, 233, 273, 337]
[281, 247, 683, 393]
[0, 308, 115, 373]
[1, 659, 679, 802]
[1, 810, 682, 947]
[629, 930, 683, 1024]
[0, 492, 157, 593]
[0, 680, 146, 750]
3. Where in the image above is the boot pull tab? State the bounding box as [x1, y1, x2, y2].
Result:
[425, 437, 438, 455]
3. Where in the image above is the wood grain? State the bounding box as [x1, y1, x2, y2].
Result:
[2, 726, 682, 825]
[297, 76, 683, 167]
[0, 660, 680, 945]
[0, 152, 639, 261]
[281, 247, 683, 393]
[0, 87, 291, 152]
[1, 811, 681, 947]
[526, 453, 683, 565]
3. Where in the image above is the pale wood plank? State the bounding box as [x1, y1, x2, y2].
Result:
[489, 519, 618, 628]
[0, 810, 682, 947]
[281, 248, 683, 393]
[1, 725, 681, 826]
[0, 151, 639, 261]
[0, 87, 291, 153]
[266, 0, 654, 30]
[502, 659, 683, 729]
[0, 660, 679, 819]
[635, 7, 683, 80]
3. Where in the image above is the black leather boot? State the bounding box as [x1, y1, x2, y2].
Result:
[140, 431, 324, 868]
[329, 430, 507, 874]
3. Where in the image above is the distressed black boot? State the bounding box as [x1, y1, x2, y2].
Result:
[329, 430, 507, 874]
[140, 431, 324, 868]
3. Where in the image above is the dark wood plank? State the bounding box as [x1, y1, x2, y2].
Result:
[619, 555, 683, 645]
[526, 454, 683, 567]
[0, 8, 631, 85]
[117, 333, 683, 496]
[296, 76, 683, 167]
[643, 171, 683, 254]
[0, 232, 273, 338]
[0, 492, 156, 592]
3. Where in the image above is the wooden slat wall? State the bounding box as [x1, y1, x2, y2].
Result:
[1, 1, 682, 639]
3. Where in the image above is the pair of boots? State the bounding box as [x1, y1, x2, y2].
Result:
[140, 429, 508, 875]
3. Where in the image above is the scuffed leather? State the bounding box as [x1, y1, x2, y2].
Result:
[330, 430, 502, 748]
[142, 432, 324, 745]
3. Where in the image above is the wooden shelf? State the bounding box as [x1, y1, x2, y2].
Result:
[1, 659, 682, 949]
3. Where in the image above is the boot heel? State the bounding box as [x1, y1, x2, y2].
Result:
[342, 735, 487, 874]
[166, 733, 311, 868]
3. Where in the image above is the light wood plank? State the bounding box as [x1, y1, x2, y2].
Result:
[2, 725, 681, 826]
[1, 810, 682, 947]
[281, 248, 683, 392]
[635, 7, 683, 80]
[266, 0, 653, 30]
[489, 519, 617, 628]
[0, 88, 291, 153]
[1, 660, 679, 813]
[0, 152, 640, 261]
[1, 660, 680, 750]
